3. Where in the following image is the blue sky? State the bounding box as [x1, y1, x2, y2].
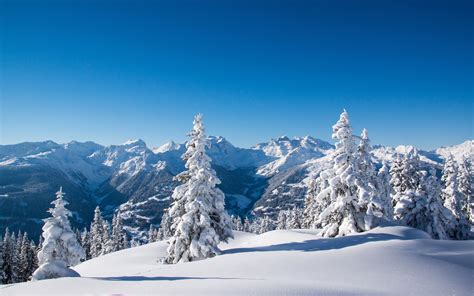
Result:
[1, 0, 472, 149]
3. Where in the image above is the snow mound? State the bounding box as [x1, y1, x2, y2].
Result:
[3, 227, 472, 295]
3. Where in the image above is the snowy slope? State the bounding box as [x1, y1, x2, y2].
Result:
[2, 226, 472, 295]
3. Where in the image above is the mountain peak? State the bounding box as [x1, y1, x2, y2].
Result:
[122, 139, 146, 147]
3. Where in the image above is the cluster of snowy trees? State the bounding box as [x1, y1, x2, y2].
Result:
[0, 229, 39, 283]
[303, 110, 472, 240]
[77, 207, 129, 260]
[229, 208, 303, 234]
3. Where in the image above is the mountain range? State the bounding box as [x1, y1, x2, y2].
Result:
[0, 136, 472, 241]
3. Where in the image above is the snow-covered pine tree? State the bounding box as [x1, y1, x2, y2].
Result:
[0, 235, 4, 284]
[423, 168, 456, 240]
[101, 220, 111, 255]
[110, 214, 128, 251]
[392, 151, 424, 226]
[243, 217, 251, 232]
[355, 129, 390, 229]
[315, 110, 368, 237]
[259, 216, 275, 233]
[302, 179, 319, 228]
[441, 155, 470, 239]
[80, 228, 91, 260]
[2, 229, 19, 284]
[231, 215, 244, 231]
[457, 158, 473, 224]
[287, 208, 303, 229]
[164, 114, 233, 264]
[157, 210, 173, 240]
[148, 225, 158, 243]
[32, 187, 85, 280]
[90, 206, 105, 258]
[18, 232, 31, 282]
[377, 162, 393, 219]
[276, 210, 288, 230]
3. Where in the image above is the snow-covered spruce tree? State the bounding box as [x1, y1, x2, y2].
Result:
[392, 151, 424, 225]
[314, 110, 369, 237]
[80, 228, 91, 260]
[457, 158, 473, 224]
[354, 128, 390, 229]
[377, 162, 393, 219]
[423, 168, 456, 240]
[0, 236, 4, 284]
[90, 206, 105, 258]
[231, 215, 244, 231]
[302, 179, 319, 228]
[276, 210, 288, 230]
[441, 155, 470, 239]
[157, 210, 173, 240]
[110, 214, 128, 251]
[2, 229, 19, 284]
[164, 114, 233, 264]
[32, 187, 85, 281]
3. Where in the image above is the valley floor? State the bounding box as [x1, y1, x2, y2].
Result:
[1, 226, 473, 295]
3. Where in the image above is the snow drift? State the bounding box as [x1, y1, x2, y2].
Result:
[2, 226, 473, 295]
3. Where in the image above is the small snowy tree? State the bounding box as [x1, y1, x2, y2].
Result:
[110, 214, 128, 251]
[377, 162, 393, 219]
[156, 210, 173, 240]
[32, 187, 85, 280]
[302, 179, 319, 228]
[79, 229, 91, 260]
[276, 210, 288, 230]
[1, 228, 17, 284]
[164, 114, 233, 264]
[90, 206, 105, 258]
[231, 215, 244, 231]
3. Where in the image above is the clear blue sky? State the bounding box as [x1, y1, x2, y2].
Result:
[1, 0, 472, 150]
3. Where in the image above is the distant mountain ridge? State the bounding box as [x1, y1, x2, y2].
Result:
[0, 137, 471, 240]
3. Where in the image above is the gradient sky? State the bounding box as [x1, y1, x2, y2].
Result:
[1, 0, 473, 150]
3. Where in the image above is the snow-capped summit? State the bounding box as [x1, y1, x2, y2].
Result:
[152, 140, 181, 154]
[253, 135, 334, 176]
[435, 140, 473, 162]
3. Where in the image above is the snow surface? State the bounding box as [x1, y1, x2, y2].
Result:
[2, 226, 473, 295]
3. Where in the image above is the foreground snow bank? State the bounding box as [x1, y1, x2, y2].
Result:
[2, 226, 473, 295]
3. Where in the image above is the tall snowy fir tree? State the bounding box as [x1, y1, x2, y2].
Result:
[0, 237, 4, 284]
[302, 179, 319, 228]
[377, 162, 393, 219]
[311, 110, 372, 237]
[110, 214, 128, 251]
[355, 128, 389, 229]
[457, 158, 473, 224]
[90, 206, 105, 258]
[441, 155, 470, 239]
[422, 168, 456, 240]
[157, 210, 173, 240]
[32, 187, 85, 280]
[164, 114, 233, 264]
[2, 228, 18, 284]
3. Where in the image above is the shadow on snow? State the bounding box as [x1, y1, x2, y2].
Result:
[223, 232, 409, 255]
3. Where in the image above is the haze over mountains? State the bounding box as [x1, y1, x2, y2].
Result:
[0, 136, 472, 240]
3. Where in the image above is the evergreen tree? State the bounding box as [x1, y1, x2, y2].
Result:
[80, 228, 91, 260]
[2, 228, 17, 284]
[457, 158, 473, 224]
[243, 217, 251, 232]
[441, 155, 470, 239]
[392, 151, 425, 227]
[164, 114, 233, 264]
[377, 162, 393, 219]
[314, 110, 371, 237]
[287, 208, 302, 229]
[302, 179, 319, 228]
[355, 128, 389, 229]
[101, 220, 111, 255]
[110, 214, 128, 252]
[231, 215, 244, 231]
[90, 206, 105, 258]
[18, 233, 31, 282]
[157, 211, 173, 240]
[32, 187, 85, 280]
[276, 211, 288, 230]
[0, 236, 4, 283]
[423, 168, 456, 240]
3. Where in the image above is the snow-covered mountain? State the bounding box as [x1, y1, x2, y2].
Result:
[0, 137, 472, 240]
[4, 226, 473, 295]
